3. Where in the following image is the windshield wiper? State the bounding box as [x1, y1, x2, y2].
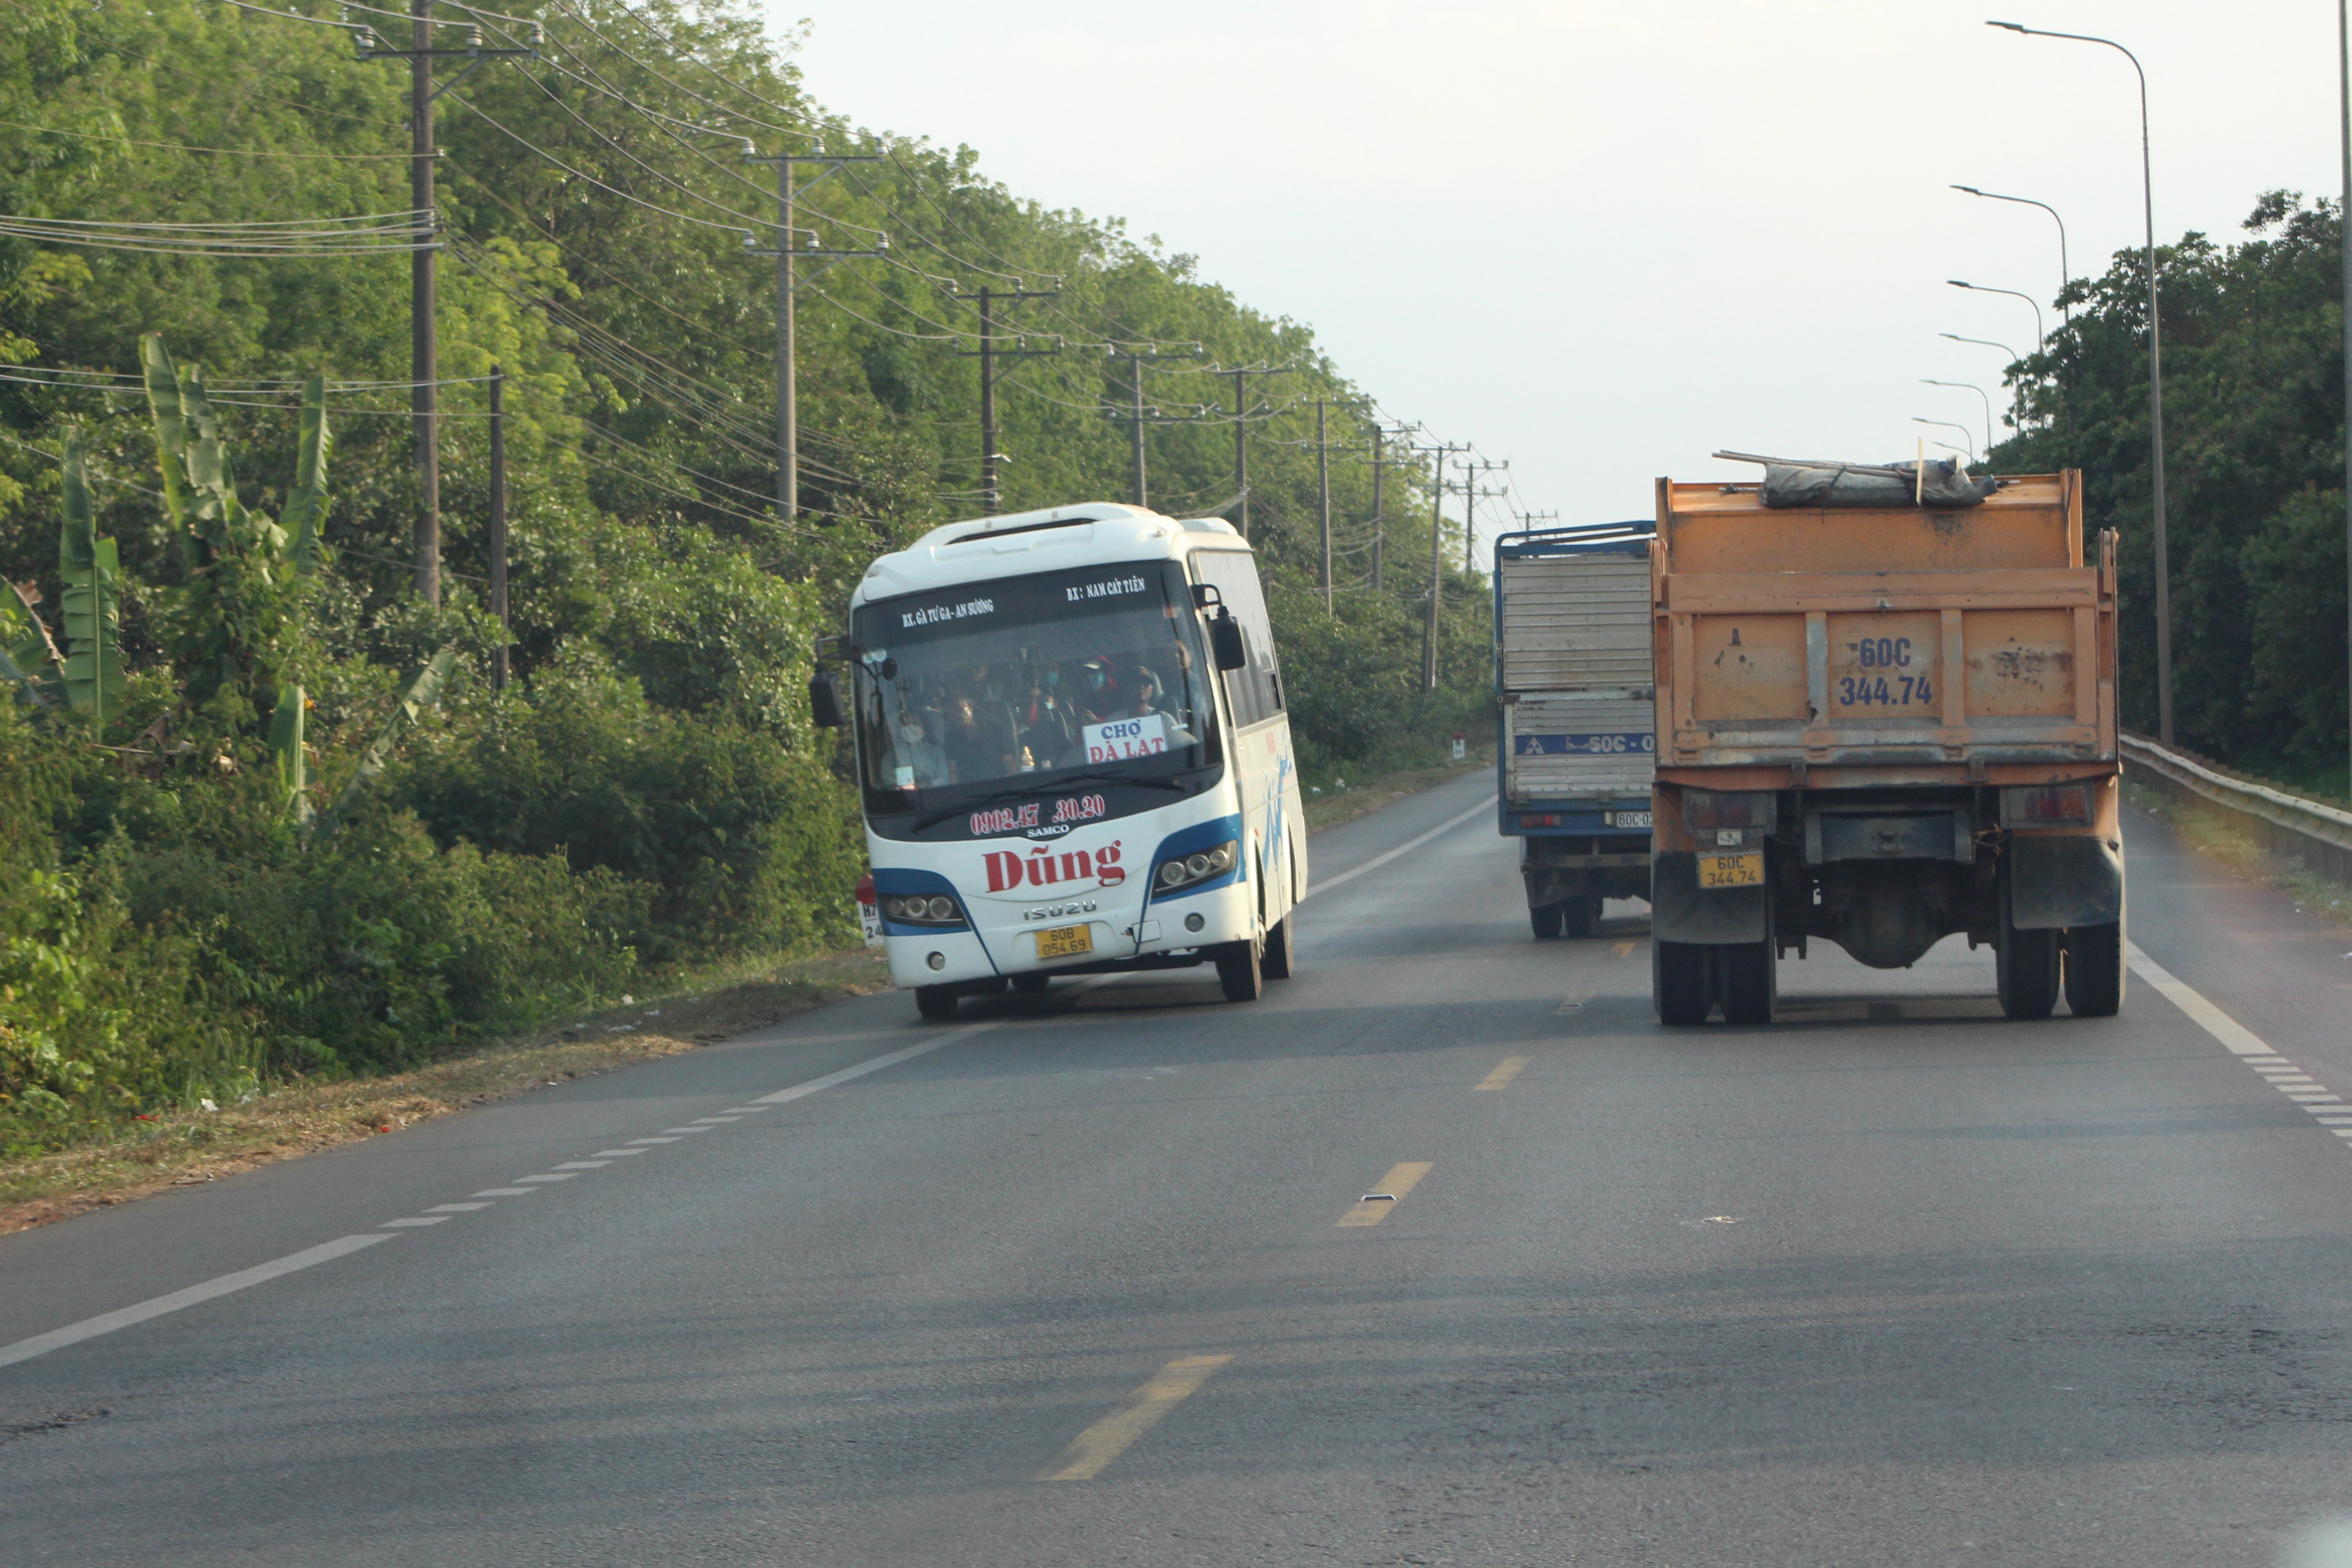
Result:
[911, 769, 1191, 832]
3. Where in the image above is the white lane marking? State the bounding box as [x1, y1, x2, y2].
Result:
[627, 1137, 681, 1145]
[593, 1149, 648, 1157]
[722, 1107, 771, 1114]
[515, 1174, 576, 1184]
[661, 1127, 713, 1134]
[428, 1203, 491, 1213]
[2127, 945, 2274, 1056]
[379, 1217, 448, 1228]
[752, 1018, 1004, 1107]
[552, 1161, 609, 1170]
[0, 1235, 396, 1370]
[1307, 795, 1493, 897]
[691, 1116, 741, 1124]
[472, 1187, 539, 1197]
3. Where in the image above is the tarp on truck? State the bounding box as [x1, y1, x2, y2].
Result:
[1733, 456, 2000, 510]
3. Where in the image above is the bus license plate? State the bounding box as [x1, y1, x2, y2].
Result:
[1609, 810, 1652, 829]
[1036, 923, 1093, 959]
[1698, 852, 1763, 889]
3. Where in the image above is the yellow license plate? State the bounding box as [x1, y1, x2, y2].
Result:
[1698, 852, 1764, 889]
[1036, 923, 1093, 959]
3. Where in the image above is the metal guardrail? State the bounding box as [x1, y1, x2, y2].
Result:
[2121, 733, 2352, 877]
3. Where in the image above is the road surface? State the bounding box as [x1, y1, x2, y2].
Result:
[8, 769, 2352, 1565]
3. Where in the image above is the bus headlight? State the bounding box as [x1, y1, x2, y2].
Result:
[1154, 840, 1237, 894]
[882, 893, 966, 926]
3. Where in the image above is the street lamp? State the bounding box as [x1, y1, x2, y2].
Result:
[1948, 279, 2043, 355]
[1913, 416, 1978, 464]
[1990, 18, 2173, 745]
[1923, 379, 1996, 462]
[1941, 331, 2022, 365]
[1951, 185, 2071, 322]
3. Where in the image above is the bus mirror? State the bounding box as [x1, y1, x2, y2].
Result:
[1209, 609, 1247, 671]
[809, 669, 844, 729]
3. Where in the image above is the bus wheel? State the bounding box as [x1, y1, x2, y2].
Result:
[914, 985, 961, 1021]
[1010, 974, 1052, 997]
[1215, 940, 1264, 1002]
[1263, 916, 1294, 980]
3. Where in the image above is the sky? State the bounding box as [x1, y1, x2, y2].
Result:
[767, 1, 2345, 562]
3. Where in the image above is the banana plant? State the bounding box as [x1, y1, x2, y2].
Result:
[316, 645, 457, 836]
[141, 334, 329, 808]
[56, 429, 122, 727]
[0, 579, 62, 709]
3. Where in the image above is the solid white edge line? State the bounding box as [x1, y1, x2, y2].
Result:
[2125, 942, 2277, 1057]
[0, 1234, 396, 1371]
[1307, 793, 1495, 897]
[753, 1019, 1001, 1106]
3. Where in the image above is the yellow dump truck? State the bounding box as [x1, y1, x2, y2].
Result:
[1648, 461, 2122, 1024]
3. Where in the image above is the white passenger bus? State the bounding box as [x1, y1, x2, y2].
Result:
[812, 502, 1307, 1020]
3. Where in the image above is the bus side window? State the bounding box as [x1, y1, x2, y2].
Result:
[1191, 551, 1283, 726]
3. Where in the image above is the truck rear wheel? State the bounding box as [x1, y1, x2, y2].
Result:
[1719, 938, 1776, 1024]
[1997, 867, 2060, 1019]
[915, 985, 961, 1021]
[2064, 917, 2125, 1017]
[1563, 897, 1600, 939]
[1654, 939, 1712, 1025]
[1215, 940, 1264, 1002]
[1529, 901, 1564, 941]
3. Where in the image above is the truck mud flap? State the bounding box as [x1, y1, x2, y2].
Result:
[2007, 834, 2123, 931]
[1650, 850, 1767, 945]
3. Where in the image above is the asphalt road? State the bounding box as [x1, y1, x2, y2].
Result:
[9, 769, 2352, 1565]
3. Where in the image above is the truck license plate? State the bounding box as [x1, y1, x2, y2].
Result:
[1036, 923, 1093, 959]
[1609, 810, 1653, 829]
[1698, 852, 1763, 889]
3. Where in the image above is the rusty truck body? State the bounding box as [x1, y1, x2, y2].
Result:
[1646, 467, 2123, 1024]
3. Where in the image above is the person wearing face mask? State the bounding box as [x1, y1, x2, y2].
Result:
[887, 710, 949, 790]
[1019, 669, 1076, 764]
[1074, 658, 1117, 723]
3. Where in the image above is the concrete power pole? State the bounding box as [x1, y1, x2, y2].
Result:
[1317, 398, 1332, 612]
[951, 286, 1058, 514]
[743, 149, 883, 523]
[1456, 457, 1510, 572]
[1420, 442, 1467, 692]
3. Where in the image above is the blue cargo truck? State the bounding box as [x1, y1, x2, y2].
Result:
[1494, 523, 1656, 939]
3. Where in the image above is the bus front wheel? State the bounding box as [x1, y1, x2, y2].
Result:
[914, 985, 961, 1021]
[1215, 940, 1264, 1002]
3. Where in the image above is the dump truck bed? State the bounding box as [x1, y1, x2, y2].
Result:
[1651, 471, 2115, 785]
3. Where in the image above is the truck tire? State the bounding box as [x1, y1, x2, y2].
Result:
[1997, 865, 2059, 1020]
[1654, 939, 1712, 1025]
[915, 985, 961, 1021]
[1719, 938, 1776, 1024]
[2063, 916, 2125, 1017]
[1529, 901, 1564, 941]
[1215, 939, 1264, 1002]
[1262, 914, 1294, 980]
[1563, 897, 1601, 939]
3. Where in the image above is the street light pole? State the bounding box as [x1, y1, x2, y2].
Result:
[1948, 279, 2043, 355]
[1912, 416, 1979, 464]
[1951, 185, 2071, 321]
[1990, 18, 2173, 745]
[1923, 379, 1996, 461]
[1940, 331, 2022, 365]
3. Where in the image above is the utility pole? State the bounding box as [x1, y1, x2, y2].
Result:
[1226, 363, 1294, 538]
[1419, 442, 1467, 692]
[489, 365, 508, 691]
[2341, 0, 2350, 790]
[1455, 457, 1510, 571]
[1110, 347, 1202, 509]
[1370, 423, 1385, 593]
[1316, 399, 1333, 611]
[951, 287, 1059, 514]
[357, 9, 535, 605]
[742, 149, 884, 523]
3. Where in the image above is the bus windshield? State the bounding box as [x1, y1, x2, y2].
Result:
[849, 559, 1220, 826]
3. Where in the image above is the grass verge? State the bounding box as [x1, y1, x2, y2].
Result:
[0, 947, 889, 1236]
[2126, 779, 2352, 930]
[1, 752, 1490, 1236]
[1303, 747, 1493, 833]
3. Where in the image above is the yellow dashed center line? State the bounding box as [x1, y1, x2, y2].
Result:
[1337, 1161, 1433, 1225]
[1611, 940, 1636, 957]
[1039, 1354, 1233, 1480]
[1475, 1056, 1531, 1092]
